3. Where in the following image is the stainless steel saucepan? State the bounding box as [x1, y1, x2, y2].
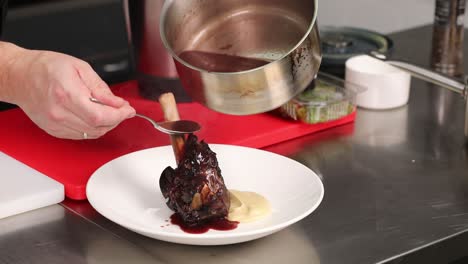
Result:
[160, 0, 322, 115]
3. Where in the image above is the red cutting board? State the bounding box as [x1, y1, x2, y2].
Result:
[0, 81, 355, 200]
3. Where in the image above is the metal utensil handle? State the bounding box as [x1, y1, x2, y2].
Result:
[134, 114, 159, 128]
[386, 60, 466, 96]
[370, 53, 468, 139]
[379, 59, 468, 139]
[384, 60, 468, 139]
[90, 97, 160, 127]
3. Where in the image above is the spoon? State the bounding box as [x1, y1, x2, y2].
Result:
[89, 97, 201, 135]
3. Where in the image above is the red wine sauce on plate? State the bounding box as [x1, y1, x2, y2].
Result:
[170, 213, 239, 234]
[178, 50, 269, 72]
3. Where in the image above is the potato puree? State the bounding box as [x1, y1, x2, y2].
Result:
[228, 190, 271, 223]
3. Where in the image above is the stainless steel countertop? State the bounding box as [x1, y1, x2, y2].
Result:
[2, 26, 468, 264]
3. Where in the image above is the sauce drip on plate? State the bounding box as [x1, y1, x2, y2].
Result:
[170, 213, 238, 234]
[170, 190, 271, 234]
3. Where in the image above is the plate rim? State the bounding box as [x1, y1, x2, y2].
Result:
[86, 144, 324, 240]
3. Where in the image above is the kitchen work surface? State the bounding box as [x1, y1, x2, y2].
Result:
[3, 25, 468, 264]
[0, 152, 64, 219]
[0, 80, 354, 200]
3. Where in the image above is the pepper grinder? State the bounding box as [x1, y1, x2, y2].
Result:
[429, 0, 466, 139]
[431, 0, 466, 77]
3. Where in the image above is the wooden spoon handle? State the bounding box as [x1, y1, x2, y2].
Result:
[158, 93, 185, 164]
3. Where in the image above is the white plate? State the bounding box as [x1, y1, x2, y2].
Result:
[86, 144, 324, 246]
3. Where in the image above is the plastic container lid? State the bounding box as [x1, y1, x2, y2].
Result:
[320, 26, 393, 67]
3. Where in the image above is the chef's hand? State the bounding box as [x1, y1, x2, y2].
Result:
[0, 42, 135, 140]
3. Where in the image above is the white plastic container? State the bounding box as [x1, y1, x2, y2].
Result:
[345, 55, 411, 110]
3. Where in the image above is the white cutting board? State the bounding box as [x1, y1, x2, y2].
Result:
[0, 151, 64, 219]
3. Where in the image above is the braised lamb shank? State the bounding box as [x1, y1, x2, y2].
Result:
[159, 134, 230, 226]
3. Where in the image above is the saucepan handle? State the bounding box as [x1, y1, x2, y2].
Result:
[372, 52, 468, 139]
[371, 52, 467, 96]
[386, 60, 466, 96]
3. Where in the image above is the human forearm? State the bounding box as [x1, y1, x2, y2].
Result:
[0, 42, 135, 139]
[0, 41, 27, 104]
